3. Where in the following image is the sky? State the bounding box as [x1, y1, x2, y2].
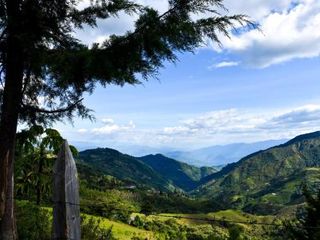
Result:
[55, 0, 320, 151]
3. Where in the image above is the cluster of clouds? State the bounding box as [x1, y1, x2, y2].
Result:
[163, 105, 320, 138]
[76, 0, 320, 68]
[78, 118, 136, 135]
[212, 0, 320, 68]
[209, 61, 240, 69]
[76, 104, 320, 148]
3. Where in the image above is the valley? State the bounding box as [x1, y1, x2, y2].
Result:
[78, 131, 320, 214]
[15, 131, 320, 239]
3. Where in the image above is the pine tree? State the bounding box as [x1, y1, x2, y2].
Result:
[0, 0, 253, 238]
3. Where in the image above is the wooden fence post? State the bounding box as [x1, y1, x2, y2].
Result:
[52, 140, 81, 240]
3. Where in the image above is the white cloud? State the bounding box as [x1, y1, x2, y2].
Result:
[76, 0, 90, 10]
[164, 126, 196, 135]
[159, 104, 320, 145]
[211, 0, 320, 67]
[75, 1, 320, 67]
[77, 128, 88, 133]
[210, 61, 240, 69]
[162, 109, 264, 136]
[260, 104, 320, 130]
[101, 118, 115, 125]
[223, 0, 293, 21]
[137, 0, 168, 13]
[79, 118, 135, 135]
[72, 105, 320, 148]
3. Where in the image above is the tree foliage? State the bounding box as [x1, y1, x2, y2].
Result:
[274, 186, 320, 240]
[288, 187, 320, 240]
[15, 126, 77, 204]
[0, 0, 253, 125]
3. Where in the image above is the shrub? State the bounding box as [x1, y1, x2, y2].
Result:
[16, 201, 51, 240]
[81, 215, 117, 240]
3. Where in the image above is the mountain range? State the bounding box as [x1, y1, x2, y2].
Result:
[78, 148, 216, 192]
[73, 139, 287, 166]
[78, 148, 177, 191]
[195, 131, 320, 213]
[77, 131, 320, 214]
[164, 139, 287, 166]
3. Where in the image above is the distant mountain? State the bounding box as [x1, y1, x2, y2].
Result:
[78, 148, 176, 192]
[139, 154, 216, 191]
[71, 141, 100, 151]
[76, 132, 320, 214]
[78, 148, 215, 192]
[195, 131, 320, 214]
[73, 142, 180, 157]
[165, 139, 287, 166]
[115, 145, 178, 158]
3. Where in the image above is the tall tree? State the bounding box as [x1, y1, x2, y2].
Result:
[0, 0, 253, 238]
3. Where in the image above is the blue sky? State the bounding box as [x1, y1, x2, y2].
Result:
[55, 0, 320, 151]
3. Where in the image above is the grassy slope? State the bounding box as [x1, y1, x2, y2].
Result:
[134, 209, 276, 239]
[139, 154, 216, 191]
[196, 132, 320, 211]
[18, 199, 280, 240]
[79, 149, 217, 192]
[78, 148, 175, 192]
[108, 211, 263, 240]
[83, 214, 154, 240]
[33, 203, 154, 240]
[153, 210, 275, 225]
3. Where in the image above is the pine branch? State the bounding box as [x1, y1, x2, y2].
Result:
[70, 0, 142, 28]
[20, 98, 83, 115]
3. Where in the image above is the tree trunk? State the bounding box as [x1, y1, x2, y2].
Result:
[0, 108, 21, 240]
[36, 147, 45, 206]
[0, 149, 17, 240]
[0, 0, 24, 239]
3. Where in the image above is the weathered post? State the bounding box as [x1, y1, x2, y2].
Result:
[52, 140, 81, 240]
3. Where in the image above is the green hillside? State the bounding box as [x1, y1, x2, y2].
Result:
[78, 148, 176, 192]
[195, 131, 320, 213]
[78, 149, 217, 192]
[77, 132, 320, 214]
[139, 154, 216, 191]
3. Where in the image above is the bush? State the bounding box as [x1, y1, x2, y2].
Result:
[16, 201, 51, 240]
[81, 215, 117, 240]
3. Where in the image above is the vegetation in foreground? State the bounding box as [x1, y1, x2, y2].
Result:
[17, 192, 320, 240]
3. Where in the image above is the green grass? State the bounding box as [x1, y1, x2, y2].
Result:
[132, 210, 277, 239]
[19, 200, 278, 240]
[82, 215, 154, 240]
[40, 204, 154, 240]
[208, 209, 274, 223]
[135, 209, 275, 227]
